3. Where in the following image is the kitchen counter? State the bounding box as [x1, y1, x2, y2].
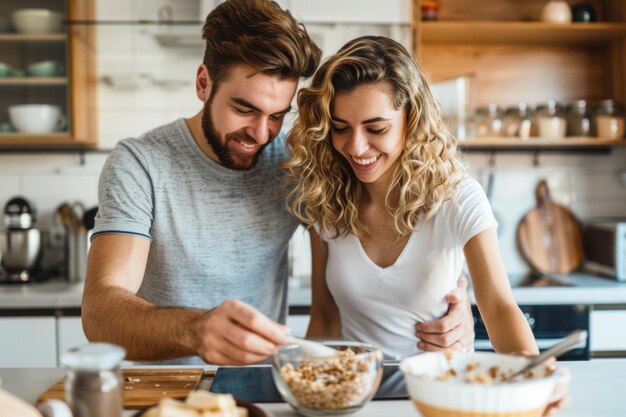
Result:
[1, 272, 625, 311]
[1, 359, 625, 417]
[0, 279, 83, 309]
[289, 272, 626, 307]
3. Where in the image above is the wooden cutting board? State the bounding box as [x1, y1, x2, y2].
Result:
[37, 368, 211, 409]
[516, 180, 584, 275]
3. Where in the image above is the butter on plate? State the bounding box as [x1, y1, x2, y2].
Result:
[143, 390, 248, 417]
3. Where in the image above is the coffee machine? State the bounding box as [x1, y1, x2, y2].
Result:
[0, 196, 44, 283]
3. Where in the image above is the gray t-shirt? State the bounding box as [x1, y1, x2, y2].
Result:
[93, 118, 299, 364]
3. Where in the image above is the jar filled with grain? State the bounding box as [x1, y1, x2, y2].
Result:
[536, 100, 566, 139]
[594, 100, 625, 140]
[565, 100, 592, 137]
[61, 343, 126, 417]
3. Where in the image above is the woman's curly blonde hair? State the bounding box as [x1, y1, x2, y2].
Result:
[282, 36, 465, 239]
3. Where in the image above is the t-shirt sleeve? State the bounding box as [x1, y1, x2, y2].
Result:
[454, 176, 498, 246]
[91, 140, 154, 241]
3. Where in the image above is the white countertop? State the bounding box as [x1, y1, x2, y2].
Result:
[1, 272, 625, 311]
[1, 359, 625, 417]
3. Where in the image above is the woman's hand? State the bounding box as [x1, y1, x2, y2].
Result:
[415, 275, 475, 351]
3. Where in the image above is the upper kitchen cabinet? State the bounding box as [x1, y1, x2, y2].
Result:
[0, 0, 97, 147]
[413, 0, 626, 150]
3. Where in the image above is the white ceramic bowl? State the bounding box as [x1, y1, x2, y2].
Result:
[9, 104, 65, 134]
[12, 9, 63, 34]
[400, 351, 570, 417]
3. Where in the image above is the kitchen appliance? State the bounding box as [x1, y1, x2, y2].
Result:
[584, 219, 626, 281]
[0, 197, 44, 283]
[472, 273, 591, 360]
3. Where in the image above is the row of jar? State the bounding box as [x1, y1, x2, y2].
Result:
[474, 99, 625, 140]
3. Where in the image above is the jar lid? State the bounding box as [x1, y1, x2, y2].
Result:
[537, 100, 563, 115]
[61, 343, 126, 371]
[566, 100, 588, 110]
[505, 102, 533, 116]
[596, 99, 624, 114]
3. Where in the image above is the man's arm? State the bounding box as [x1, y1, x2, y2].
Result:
[414, 273, 476, 352]
[82, 234, 290, 365]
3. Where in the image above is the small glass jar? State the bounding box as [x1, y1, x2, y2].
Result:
[566, 100, 592, 137]
[536, 100, 566, 139]
[421, 0, 441, 21]
[61, 343, 126, 417]
[503, 103, 534, 139]
[594, 99, 625, 140]
[475, 103, 503, 138]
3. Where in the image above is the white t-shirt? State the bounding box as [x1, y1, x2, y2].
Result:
[316, 175, 497, 359]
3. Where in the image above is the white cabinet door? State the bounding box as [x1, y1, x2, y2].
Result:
[57, 317, 89, 363]
[0, 317, 57, 367]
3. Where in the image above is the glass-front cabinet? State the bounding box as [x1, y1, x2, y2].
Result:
[0, 0, 96, 146]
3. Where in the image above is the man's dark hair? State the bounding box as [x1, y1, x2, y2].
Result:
[202, 0, 321, 87]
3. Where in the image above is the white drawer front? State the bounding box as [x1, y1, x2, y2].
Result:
[591, 310, 626, 351]
[0, 317, 57, 367]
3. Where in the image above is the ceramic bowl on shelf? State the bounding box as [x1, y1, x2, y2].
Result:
[0, 63, 12, 77]
[8, 104, 66, 134]
[12, 9, 63, 34]
[272, 340, 383, 416]
[400, 351, 570, 417]
[27, 61, 64, 77]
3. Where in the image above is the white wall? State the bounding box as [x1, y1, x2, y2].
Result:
[1, 0, 625, 280]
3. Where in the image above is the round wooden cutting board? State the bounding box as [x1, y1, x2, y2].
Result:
[516, 180, 584, 275]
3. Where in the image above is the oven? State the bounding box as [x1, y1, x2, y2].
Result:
[471, 273, 591, 360]
[472, 304, 591, 360]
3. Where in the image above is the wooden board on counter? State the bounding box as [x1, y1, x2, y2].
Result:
[37, 368, 213, 409]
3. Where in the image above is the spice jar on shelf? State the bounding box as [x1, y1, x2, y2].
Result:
[475, 103, 503, 138]
[536, 100, 567, 139]
[421, 0, 441, 21]
[594, 100, 625, 140]
[566, 100, 592, 137]
[503, 103, 533, 139]
[61, 343, 125, 417]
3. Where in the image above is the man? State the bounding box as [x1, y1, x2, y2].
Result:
[82, 0, 474, 365]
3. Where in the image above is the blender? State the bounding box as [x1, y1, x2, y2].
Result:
[0, 196, 43, 283]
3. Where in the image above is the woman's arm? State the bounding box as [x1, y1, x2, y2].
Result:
[305, 228, 342, 338]
[464, 228, 538, 354]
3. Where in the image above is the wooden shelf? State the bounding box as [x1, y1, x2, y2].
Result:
[421, 21, 626, 44]
[0, 77, 67, 86]
[458, 137, 626, 151]
[0, 133, 77, 146]
[0, 34, 67, 42]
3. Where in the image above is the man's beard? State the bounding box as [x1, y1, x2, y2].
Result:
[201, 100, 267, 171]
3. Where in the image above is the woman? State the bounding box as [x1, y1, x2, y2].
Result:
[283, 36, 538, 359]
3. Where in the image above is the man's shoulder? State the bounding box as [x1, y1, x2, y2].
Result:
[111, 119, 187, 159]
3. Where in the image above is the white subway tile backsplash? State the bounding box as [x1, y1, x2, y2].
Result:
[22, 175, 99, 205]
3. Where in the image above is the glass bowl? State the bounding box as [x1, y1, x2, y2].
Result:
[272, 340, 383, 416]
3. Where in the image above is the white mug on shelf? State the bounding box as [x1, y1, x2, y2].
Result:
[8, 104, 66, 134]
[541, 1, 572, 24]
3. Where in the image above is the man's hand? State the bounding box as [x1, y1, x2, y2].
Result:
[186, 299, 290, 365]
[415, 274, 475, 351]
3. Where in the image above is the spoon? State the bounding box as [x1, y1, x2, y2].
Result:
[287, 336, 338, 358]
[504, 330, 587, 383]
